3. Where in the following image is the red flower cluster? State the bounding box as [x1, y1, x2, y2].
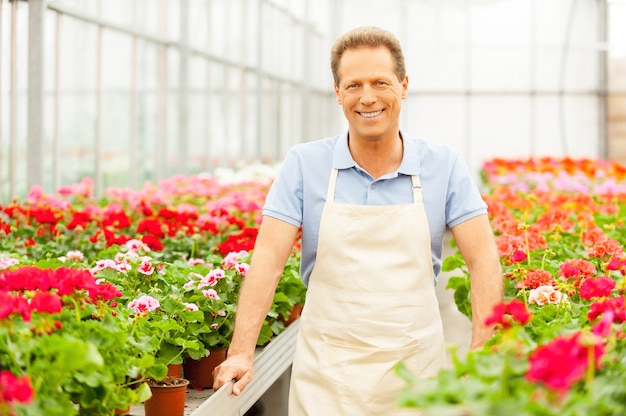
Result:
[526, 332, 604, 392]
[216, 227, 259, 256]
[0, 267, 121, 322]
[518, 269, 555, 289]
[0, 370, 34, 414]
[579, 276, 616, 300]
[587, 296, 626, 323]
[557, 258, 597, 288]
[587, 238, 625, 261]
[484, 299, 532, 329]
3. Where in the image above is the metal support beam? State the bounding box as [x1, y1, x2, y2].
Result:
[27, 0, 47, 191]
[9, 0, 17, 200]
[53, 11, 61, 190]
[155, 0, 168, 180]
[128, 0, 139, 190]
[94, 0, 103, 196]
[178, 0, 189, 174]
[255, 0, 263, 161]
[597, 0, 608, 159]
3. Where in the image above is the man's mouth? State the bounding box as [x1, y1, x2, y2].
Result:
[359, 110, 383, 119]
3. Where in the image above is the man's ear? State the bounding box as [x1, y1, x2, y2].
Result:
[401, 76, 409, 99]
[334, 84, 342, 104]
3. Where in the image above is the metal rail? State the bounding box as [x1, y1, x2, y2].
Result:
[127, 320, 299, 416]
[191, 320, 299, 416]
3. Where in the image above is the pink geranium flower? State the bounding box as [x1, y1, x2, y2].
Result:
[202, 289, 220, 300]
[128, 295, 160, 314]
[222, 250, 249, 269]
[235, 263, 250, 276]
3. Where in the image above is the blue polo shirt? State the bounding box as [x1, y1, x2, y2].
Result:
[263, 131, 487, 286]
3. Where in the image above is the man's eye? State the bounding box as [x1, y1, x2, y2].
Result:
[377, 81, 387, 86]
[347, 84, 358, 89]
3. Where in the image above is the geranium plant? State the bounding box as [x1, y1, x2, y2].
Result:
[0, 166, 312, 414]
[397, 157, 626, 415]
[0, 262, 155, 415]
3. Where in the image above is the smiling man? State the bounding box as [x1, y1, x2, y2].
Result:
[212, 26, 503, 415]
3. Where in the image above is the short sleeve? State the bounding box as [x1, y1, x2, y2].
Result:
[262, 148, 304, 228]
[445, 152, 488, 228]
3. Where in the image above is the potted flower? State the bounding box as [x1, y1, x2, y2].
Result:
[175, 257, 244, 389]
[0, 262, 156, 415]
[124, 294, 196, 416]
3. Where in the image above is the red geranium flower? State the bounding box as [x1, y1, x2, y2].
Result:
[526, 332, 604, 392]
[0, 370, 35, 404]
[579, 276, 615, 300]
[484, 299, 532, 329]
[30, 291, 63, 314]
[588, 296, 626, 323]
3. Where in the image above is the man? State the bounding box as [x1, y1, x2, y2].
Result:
[213, 26, 503, 415]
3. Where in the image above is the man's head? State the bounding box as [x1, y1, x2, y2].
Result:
[331, 27, 408, 143]
[330, 26, 406, 86]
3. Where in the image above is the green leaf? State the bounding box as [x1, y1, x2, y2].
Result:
[442, 253, 467, 272]
[256, 321, 274, 346]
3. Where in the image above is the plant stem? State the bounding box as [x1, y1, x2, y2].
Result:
[585, 345, 595, 387]
[500, 353, 510, 399]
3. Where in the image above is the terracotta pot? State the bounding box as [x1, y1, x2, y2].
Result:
[183, 347, 228, 390]
[280, 303, 304, 327]
[114, 405, 130, 415]
[144, 378, 189, 416]
[167, 363, 182, 378]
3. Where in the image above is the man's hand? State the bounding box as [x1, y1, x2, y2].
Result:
[212, 354, 254, 396]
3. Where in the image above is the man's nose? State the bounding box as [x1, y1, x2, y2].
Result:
[360, 85, 377, 105]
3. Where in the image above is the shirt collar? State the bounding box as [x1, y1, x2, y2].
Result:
[332, 130, 421, 175]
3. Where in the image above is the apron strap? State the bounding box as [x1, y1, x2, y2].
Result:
[327, 168, 339, 202]
[411, 174, 422, 203]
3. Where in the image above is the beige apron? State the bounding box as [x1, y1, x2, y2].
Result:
[289, 168, 446, 416]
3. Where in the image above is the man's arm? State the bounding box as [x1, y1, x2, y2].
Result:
[450, 214, 503, 350]
[212, 216, 300, 395]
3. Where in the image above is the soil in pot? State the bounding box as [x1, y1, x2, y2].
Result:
[144, 376, 189, 416]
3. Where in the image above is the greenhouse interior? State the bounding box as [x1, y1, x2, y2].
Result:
[1, 0, 626, 415]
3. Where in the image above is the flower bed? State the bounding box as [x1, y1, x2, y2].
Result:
[0, 168, 306, 416]
[398, 157, 626, 415]
[7, 157, 625, 415]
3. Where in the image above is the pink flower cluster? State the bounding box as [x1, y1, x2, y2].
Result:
[128, 295, 160, 315]
[222, 250, 250, 276]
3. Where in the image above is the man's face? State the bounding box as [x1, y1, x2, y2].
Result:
[334, 46, 408, 142]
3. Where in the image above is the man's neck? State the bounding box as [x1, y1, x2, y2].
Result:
[347, 132, 404, 179]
